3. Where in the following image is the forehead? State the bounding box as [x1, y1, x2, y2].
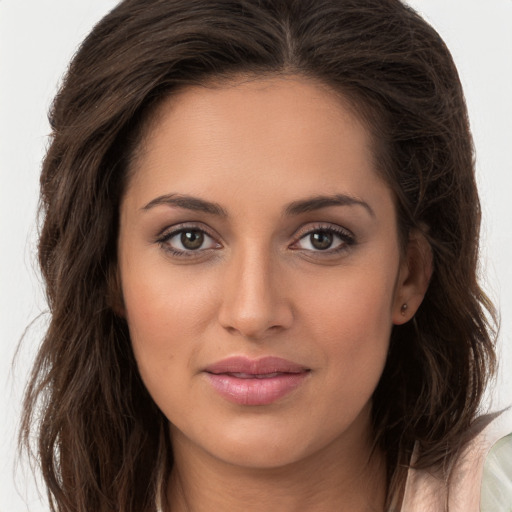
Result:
[143, 75, 369, 152]
[124, 76, 390, 215]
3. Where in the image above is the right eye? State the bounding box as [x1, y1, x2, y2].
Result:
[157, 226, 221, 256]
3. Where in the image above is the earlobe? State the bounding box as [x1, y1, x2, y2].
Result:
[392, 229, 433, 325]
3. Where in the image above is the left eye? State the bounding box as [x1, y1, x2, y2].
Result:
[295, 228, 352, 252]
[161, 228, 218, 252]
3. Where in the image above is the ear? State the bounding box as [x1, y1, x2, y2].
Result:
[392, 229, 433, 325]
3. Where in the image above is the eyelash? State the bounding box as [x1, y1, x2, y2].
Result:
[291, 223, 356, 255]
[156, 223, 220, 257]
[156, 223, 356, 258]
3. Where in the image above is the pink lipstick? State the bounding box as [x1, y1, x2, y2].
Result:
[203, 356, 310, 405]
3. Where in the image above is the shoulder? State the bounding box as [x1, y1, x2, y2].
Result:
[400, 407, 512, 512]
[480, 423, 512, 511]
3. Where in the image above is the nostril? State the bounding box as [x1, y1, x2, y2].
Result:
[219, 309, 292, 341]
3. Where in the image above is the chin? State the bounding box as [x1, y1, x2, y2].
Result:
[215, 438, 312, 470]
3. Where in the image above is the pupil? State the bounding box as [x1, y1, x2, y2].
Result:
[181, 230, 204, 250]
[311, 231, 333, 250]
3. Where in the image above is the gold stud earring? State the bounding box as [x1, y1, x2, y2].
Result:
[400, 303, 408, 316]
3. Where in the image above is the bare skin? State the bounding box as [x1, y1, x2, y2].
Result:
[118, 75, 431, 511]
[168, 401, 387, 512]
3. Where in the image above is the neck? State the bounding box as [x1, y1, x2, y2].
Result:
[166, 412, 387, 512]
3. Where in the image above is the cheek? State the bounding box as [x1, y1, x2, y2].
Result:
[120, 264, 222, 426]
[302, 263, 395, 338]
[123, 257, 211, 331]
[297, 262, 396, 387]
[120, 260, 216, 383]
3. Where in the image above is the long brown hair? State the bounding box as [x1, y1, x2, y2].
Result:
[20, 1, 496, 510]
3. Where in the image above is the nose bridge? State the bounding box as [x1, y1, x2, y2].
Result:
[218, 241, 291, 339]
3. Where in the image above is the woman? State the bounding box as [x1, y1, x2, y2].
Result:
[19, 0, 510, 510]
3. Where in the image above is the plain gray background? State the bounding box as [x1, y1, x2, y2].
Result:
[1, 1, 511, 510]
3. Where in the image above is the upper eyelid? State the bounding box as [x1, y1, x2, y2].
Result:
[292, 222, 354, 240]
[156, 222, 219, 241]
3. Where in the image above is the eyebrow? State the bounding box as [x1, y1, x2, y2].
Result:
[141, 192, 374, 218]
[284, 194, 375, 218]
[142, 194, 228, 216]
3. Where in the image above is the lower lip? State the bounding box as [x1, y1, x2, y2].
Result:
[205, 372, 309, 405]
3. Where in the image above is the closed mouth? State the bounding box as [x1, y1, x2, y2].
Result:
[203, 356, 310, 405]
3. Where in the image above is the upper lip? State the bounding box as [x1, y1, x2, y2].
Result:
[204, 356, 310, 375]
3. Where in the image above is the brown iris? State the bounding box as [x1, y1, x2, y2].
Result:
[181, 230, 204, 250]
[310, 231, 333, 250]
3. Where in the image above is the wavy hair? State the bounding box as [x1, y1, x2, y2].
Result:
[20, 0, 496, 510]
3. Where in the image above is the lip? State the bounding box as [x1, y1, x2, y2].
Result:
[203, 356, 310, 406]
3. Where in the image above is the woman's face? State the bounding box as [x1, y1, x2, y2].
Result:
[118, 76, 424, 469]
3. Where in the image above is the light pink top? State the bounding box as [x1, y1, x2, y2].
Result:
[401, 408, 512, 511]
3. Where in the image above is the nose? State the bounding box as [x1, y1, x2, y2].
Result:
[217, 247, 293, 340]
